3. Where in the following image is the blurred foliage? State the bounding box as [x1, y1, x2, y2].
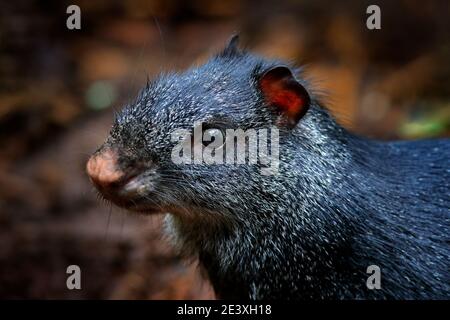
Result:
[85, 81, 117, 110]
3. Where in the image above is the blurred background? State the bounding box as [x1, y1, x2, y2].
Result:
[0, 0, 449, 299]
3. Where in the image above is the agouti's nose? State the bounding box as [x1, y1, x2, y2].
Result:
[86, 149, 124, 189]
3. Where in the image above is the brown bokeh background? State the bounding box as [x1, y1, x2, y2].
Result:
[0, 0, 448, 299]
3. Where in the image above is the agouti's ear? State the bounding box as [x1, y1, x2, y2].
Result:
[258, 66, 310, 128]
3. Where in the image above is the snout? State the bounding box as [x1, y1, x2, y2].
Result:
[86, 148, 159, 212]
[86, 149, 124, 190]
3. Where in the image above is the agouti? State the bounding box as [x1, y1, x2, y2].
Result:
[86, 36, 450, 299]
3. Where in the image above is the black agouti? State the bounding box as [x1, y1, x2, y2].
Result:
[87, 36, 450, 299]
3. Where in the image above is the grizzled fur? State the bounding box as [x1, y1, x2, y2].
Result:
[105, 40, 450, 299]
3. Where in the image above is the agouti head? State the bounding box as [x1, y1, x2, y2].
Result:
[86, 36, 317, 219]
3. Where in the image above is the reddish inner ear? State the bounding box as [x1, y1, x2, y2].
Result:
[259, 67, 309, 125]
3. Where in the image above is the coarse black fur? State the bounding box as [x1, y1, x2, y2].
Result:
[99, 37, 450, 299]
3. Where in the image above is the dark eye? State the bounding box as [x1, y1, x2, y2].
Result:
[201, 123, 226, 148]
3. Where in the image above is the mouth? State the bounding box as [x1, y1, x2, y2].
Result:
[93, 175, 163, 214]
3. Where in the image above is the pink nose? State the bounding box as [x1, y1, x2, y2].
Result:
[86, 149, 124, 189]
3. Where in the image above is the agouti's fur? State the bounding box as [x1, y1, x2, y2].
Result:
[87, 36, 450, 299]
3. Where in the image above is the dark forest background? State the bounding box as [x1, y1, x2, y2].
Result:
[0, 0, 448, 298]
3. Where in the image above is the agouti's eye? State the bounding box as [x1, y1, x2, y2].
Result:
[201, 124, 226, 148]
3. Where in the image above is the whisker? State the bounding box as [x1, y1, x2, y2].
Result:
[152, 15, 166, 60]
[104, 204, 112, 241]
[120, 212, 125, 239]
